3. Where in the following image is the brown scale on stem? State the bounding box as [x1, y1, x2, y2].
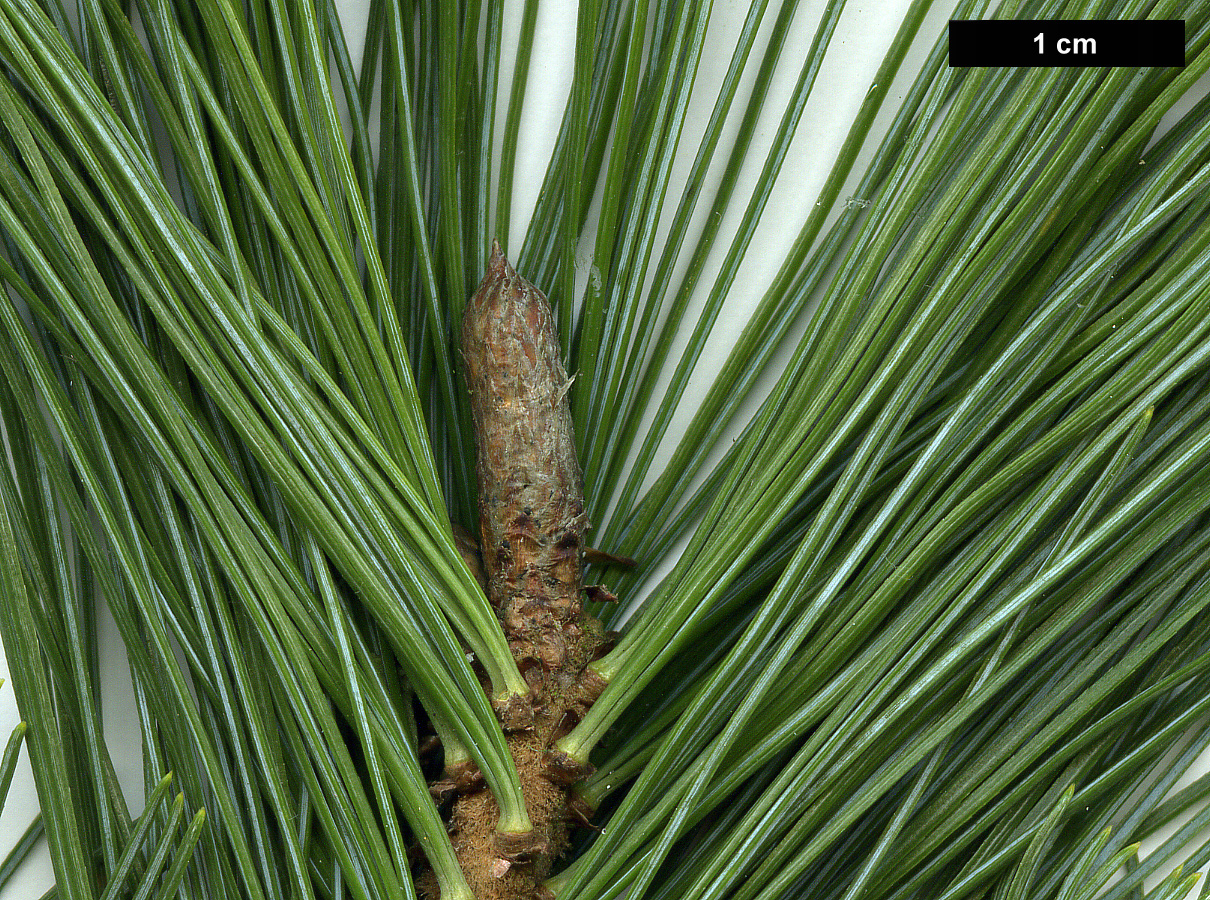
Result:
[423, 244, 612, 900]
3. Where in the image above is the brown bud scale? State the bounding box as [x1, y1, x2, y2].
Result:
[420, 246, 612, 900]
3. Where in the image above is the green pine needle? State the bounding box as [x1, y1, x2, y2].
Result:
[0, 1, 1209, 900]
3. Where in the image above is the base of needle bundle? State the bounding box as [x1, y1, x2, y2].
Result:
[420, 245, 611, 900]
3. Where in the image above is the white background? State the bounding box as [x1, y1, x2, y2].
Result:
[1, 1, 1208, 897]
